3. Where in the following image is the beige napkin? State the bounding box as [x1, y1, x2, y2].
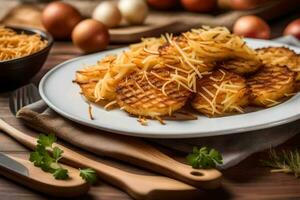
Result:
[17, 100, 300, 169]
[16, 100, 153, 159]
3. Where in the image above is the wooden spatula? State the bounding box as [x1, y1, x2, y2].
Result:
[0, 153, 89, 197]
[11, 84, 222, 189]
[19, 108, 222, 189]
[63, 131, 222, 189]
[0, 118, 221, 200]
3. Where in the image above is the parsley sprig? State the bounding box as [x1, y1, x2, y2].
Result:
[30, 134, 98, 183]
[261, 148, 300, 178]
[80, 168, 98, 184]
[186, 146, 223, 169]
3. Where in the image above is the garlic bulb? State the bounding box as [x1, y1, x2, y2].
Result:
[92, 1, 122, 28]
[118, 0, 148, 25]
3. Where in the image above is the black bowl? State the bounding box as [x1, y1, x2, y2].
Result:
[0, 26, 53, 91]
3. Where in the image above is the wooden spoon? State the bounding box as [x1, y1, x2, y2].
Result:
[76, 133, 222, 189]
[0, 118, 221, 200]
[17, 103, 222, 189]
[0, 154, 89, 197]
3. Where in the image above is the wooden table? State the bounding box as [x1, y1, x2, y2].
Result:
[1, 17, 300, 200]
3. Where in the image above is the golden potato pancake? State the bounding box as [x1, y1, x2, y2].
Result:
[76, 81, 111, 107]
[256, 47, 296, 60]
[78, 82, 98, 103]
[75, 65, 107, 84]
[247, 65, 296, 107]
[74, 56, 115, 105]
[191, 69, 249, 116]
[74, 27, 300, 125]
[74, 55, 114, 84]
[219, 58, 262, 75]
[158, 36, 215, 73]
[158, 36, 187, 56]
[116, 68, 191, 117]
[256, 47, 300, 80]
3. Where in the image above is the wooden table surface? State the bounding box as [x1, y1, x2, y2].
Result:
[1, 14, 300, 200]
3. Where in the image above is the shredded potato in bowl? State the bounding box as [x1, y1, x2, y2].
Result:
[0, 26, 48, 61]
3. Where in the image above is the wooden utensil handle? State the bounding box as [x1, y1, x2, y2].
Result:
[0, 119, 210, 200]
[16, 105, 221, 188]
[82, 134, 222, 189]
[0, 156, 89, 197]
[116, 141, 222, 188]
[0, 119, 144, 198]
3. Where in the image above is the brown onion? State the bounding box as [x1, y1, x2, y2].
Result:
[147, 0, 178, 10]
[233, 15, 271, 39]
[217, 0, 232, 9]
[284, 19, 300, 40]
[180, 0, 217, 12]
[230, 0, 267, 10]
[42, 2, 82, 39]
[72, 19, 110, 53]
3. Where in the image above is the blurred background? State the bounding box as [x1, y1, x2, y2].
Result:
[1, 0, 300, 45]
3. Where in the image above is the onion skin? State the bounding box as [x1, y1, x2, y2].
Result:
[180, 0, 217, 12]
[118, 0, 148, 25]
[284, 19, 300, 40]
[42, 2, 82, 39]
[217, 0, 232, 9]
[72, 19, 110, 53]
[92, 1, 122, 28]
[147, 0, 178, 10]
[233, 15, 271, 39]
[230, 0, 267, 10]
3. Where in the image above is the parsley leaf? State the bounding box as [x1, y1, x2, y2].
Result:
[30, 134, 98, 183]
[37, 134, 56, 148]
[30, 147, 55, 173]
[53, 168, 69, 180]
[40, 153, 55, 173]
[52, 147, 63, 162]
[79, 168, 98, 184]
[186, 146, 223, 169]
[36, 144, 47, 155]
[29, 151, 43, 167]
[30, 134, 69, 179]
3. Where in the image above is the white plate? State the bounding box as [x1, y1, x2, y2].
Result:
[39, 38, 300, 138]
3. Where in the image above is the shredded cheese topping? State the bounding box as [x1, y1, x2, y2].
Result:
[76, 26, 258, 116]
[194, 70, 247, 116]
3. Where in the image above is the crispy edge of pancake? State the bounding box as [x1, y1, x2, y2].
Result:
[116, 69, 191, 118]
[256, 47, 297, 57]
[74, 63, 112, 107]
[247, 65, 296, 107]
[191, 69, 249, 117]
[77, 82, 111, 107]
[218, 58, 262, 75]
[256, 47, 300, 77]
[158, 36, 216, 73]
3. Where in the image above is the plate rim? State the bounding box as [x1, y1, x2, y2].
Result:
[39, 38, 300, 138]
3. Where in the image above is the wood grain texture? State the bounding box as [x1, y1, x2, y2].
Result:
[0, 118, 214, 200]
[15, 105, 221, 189]
[0, 155, 89, 197]
[1, 14, 300, 199]
[2, 0, 300, 43]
